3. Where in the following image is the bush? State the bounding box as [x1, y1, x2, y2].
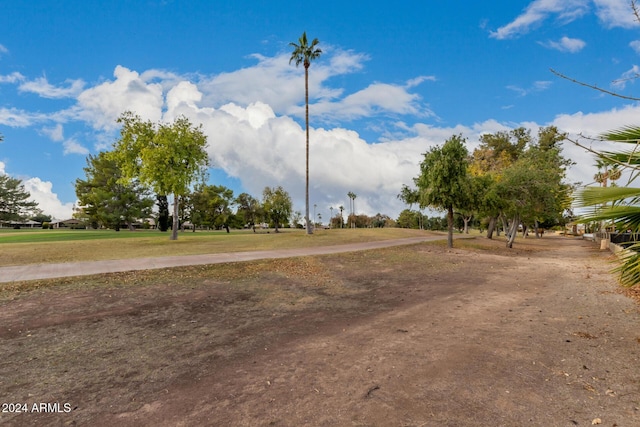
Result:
[42, 222, 50, 229]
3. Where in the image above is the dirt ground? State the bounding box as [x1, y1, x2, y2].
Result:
[1, 235, 640, 426]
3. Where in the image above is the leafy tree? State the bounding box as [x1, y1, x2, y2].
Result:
[111, 112, 209, 240]
[75, 151, 153, 231]
[235, 192, 262, 229]
[0, 175, 38, 222]
[290, 31, 322, 235]
[496, 142, 572, 247]
[262, 186, 292, 233]
[190, 184, 235, 230]
[415, 134, 471, 248]
[470, 126, 570, 242]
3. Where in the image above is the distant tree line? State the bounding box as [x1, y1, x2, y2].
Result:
[398, 126, 573, 248]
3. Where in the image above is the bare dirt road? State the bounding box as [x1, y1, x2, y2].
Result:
[1, 235, 639, 426]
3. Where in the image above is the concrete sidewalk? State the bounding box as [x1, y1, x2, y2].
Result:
[0, 236, 445, 283]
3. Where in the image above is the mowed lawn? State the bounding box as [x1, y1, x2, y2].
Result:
[0, 227, 438, 267]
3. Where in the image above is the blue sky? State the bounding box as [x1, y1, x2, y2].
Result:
[1, 0, 640, 220]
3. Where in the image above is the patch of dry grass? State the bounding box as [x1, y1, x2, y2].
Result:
[0, 228, 434, 267]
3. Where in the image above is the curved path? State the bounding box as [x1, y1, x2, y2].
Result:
[0, 235, 449, 283]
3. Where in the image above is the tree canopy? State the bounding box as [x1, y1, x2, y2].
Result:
[0, 174, 38, 222]
[110, 112, 209, 240]
[75, 151, 154, 230]
[415, 134, 471, 248]
[262, 186, 292, 233]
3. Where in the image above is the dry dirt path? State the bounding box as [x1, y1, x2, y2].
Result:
[1, 235, 639, 426]
[0, 235, 445, 283]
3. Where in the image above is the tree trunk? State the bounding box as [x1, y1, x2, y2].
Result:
[486, 216, 496, 239]
[506, 214, 519, 248]
[447, 205, 454, 248]
[304, 64, 312, 235]
[171, 194, 179, 240]
[500, 213, 508, 237]
[463, 215, 472, 234]
[534, 220, 541, 238]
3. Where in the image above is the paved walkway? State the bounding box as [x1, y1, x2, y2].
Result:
[0, 236, 447, 283]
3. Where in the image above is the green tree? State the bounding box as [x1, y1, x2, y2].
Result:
[0, 175, 38, 222]
[262, 186, 292, 233]
[496, 142, 572, 248]
[235, 192, 262, 229]
[415, 134, 471, 248]
[75, 152, 153, 231]
[290, 31, 322, 235]
[189, 184, 235, 230]
[111, 112, 209, 240]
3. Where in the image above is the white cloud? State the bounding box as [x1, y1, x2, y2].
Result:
[544, 36, 587, 52]
[593, 0, 639, 28]
[23, 177, 75, 220]
[0, 72, 24, 83]
[76, 65, 164, 130]
[0, 44, 7, 57]
[41, 124, 64, 142]
[306, 82, 431, 122]
[490, 0, 589, 39]
[18, 76, 85, 99]
[630, 40, 640, 54]
[0, 163, 74, 220]
[62, 138, 89, 156]
[0, 107, 47, 127]
[550, 103, 640, 186]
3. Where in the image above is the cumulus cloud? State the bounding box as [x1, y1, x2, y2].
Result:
[76, 65, 164, 130]
[543, 36, 587, 52]
[22, 177, 75, 220]
[0, 162, 74, 220]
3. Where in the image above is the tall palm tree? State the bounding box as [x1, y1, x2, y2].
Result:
[347, 191, 357, 228]
[290, 32, 322, 235]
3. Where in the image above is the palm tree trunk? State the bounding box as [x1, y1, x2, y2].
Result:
[304, 64, 312, 235]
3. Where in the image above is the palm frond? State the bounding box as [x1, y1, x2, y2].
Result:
[575, 186, 640, 207]
[613, 246, 640, 287]
[579, 205, 640, 230]
[601, 126, 640, 143]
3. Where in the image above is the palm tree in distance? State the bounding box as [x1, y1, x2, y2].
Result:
[347, 191, 357, 228]
[290, 32, 322, 235]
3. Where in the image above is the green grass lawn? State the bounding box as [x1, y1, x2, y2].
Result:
[0, 227, 439, 266]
